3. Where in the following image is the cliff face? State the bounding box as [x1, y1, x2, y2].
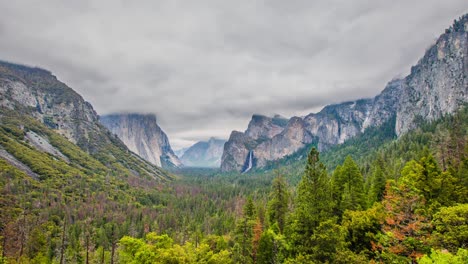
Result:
[180, 138, 226, 167]
[221, 131, 257, 172]
[100, 113, 181, 168]
[245, 114, 287, 140]
[0, 61, 172, 180]
[221, 14, 468, 172]
[0, 62, 101, 152]
[220, 115, 289, 172]
[396, 17, 468, 135]
[220, 80, 403, 172]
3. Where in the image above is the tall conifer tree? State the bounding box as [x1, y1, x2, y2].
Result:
[289, 148, 332, 255]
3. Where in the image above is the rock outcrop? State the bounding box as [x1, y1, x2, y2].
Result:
[0, 63, 102, 152]
[100, 113, 181, 168]
[0, 60, 172, 180]
[221, 115, 288, 172]
[221, 14, 468, 172]
[396, 16, 468, 135]
[220, 81, 403, 172]
[180, 137, 226, 167]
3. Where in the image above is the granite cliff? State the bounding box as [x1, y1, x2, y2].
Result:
[0, 61, 172, 180]
[221, 14, 468, 172]
[100, 113, 181, 168]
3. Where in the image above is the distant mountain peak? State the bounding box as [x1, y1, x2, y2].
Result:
[180, 138, 226, 168]
[100, 113, 181, 168]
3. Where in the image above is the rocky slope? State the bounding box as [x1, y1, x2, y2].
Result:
[221, 115, 288, 172]
[180, 137, 226, 167]
[396, 17, 468, 135]
[221, 14, 468, 172]
[0, 60, 172, 180]
[100, 113, 181, 168]
[221, 81, 403, 172]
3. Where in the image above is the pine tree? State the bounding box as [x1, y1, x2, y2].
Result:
[367, 156, 387, 206]
[288, 148, 333, 256]
[267, 174, 289, 233]
[234, 198, 256, 264]
[332, 156, 366, 216]
[402, 155, 457, 209]
[257, 224, 287, 264]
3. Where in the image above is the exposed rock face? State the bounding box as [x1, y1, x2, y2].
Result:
[303, 99, 371, 150]
[100, 113, 181, 168]
[220, 85, 402, 172]
[180, 137, 226, 167]
[0, 60, 171, 180]
[221, 115, 288, 172]
[255, 117, 313, 167]
[221, 14, 468, 172]
[396, 16, 468, 135]
[25, 131, 70, 162]
[0, 62, 106, 152]
[245, 114, 287, 140]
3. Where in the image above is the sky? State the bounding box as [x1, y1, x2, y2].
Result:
[0, 1, 467, 149]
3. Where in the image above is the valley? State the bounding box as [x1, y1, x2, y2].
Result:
[0, 8, 467, 264]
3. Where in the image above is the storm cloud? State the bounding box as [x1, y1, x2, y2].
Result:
[0, 0, 466, 149]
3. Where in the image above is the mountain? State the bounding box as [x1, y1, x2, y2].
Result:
[180, 137, 226, 167]
[220, 82, 402, 172]
[174, 147, 189, 158]
[100, 113, 181, 168]
[0, 60, 172, 181]
[221, 14, 468, 172]
[395, 17, 468, 136]
[221, 114, 290, 172]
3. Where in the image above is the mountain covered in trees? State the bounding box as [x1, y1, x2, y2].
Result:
[100, 113, 181, 168]
[180, 137, 226, 167]
[221, 14, 468, 172]
[0, 12, 467, 264]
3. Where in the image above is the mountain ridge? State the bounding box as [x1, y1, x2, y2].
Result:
[180, 137, 226, 167]
[0, 60, 173, 180]
[221, 14, 468, 172]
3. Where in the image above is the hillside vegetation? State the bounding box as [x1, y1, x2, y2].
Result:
[1, 102, 467, 263]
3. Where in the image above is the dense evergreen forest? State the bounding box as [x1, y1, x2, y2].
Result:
[1, 107, 467, 263]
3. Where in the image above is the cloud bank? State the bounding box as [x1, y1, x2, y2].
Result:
[0, 0, 466, 148]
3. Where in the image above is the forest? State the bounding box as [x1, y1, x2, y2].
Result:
[0, 107, 467, 263]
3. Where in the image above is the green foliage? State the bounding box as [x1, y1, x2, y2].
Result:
[119, 232, 232, 264]
[342, 203, 384, 256]
[331, 156, 367, 216]
[233, 198, 257, 264]
[266, 174, 289, 233]
[1, 97, 467, 262]
[401, 155, 459, 210]
[431, 204, 468, 253]
[257, 226, 288, 264]
[288, 148, 333, 256]
[419, 248, 468, 264]
[367, 155, 387, 206]
[307, 219, 347, 262]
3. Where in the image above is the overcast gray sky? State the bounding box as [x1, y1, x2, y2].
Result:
[0, 1, 467, 149]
